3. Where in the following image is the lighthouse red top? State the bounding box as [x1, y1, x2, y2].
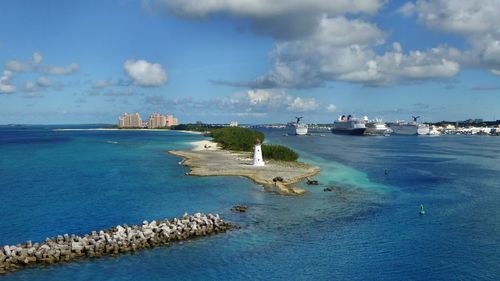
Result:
[255, 139, 261, 145]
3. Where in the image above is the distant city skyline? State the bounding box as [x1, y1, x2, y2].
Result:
[1, 0, 500, 124]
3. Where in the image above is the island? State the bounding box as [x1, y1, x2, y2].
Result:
[169, 128, 320, 195]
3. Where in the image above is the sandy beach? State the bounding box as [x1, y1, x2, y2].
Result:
[169, 140, 320, 195]
[190, 140, 221, 150]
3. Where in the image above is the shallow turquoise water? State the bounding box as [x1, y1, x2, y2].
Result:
[0, 126, 499, 280]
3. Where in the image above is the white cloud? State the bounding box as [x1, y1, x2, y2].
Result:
[287, 97, 319, 112]
[156, 0, 469, 87]
[6, 51, 79, 75]
[377, 45, 460, 80]
[225, 89, 319, 113]
[123, 59, 167, 87]
[397, 2, 416, 17]
[154, 0, 383, 18]
[482, 40, 500, 66]
[247, 89, 272, 105]
[0, 70, 16, 94]
[43, 63, 79, 75]
[490, 69, 500, 76]
[147, 0, 385, 39]
[252, 20, 460, 88]
[23, 80, 36, 92]
[247, 16, 388, 88]
[92, 79, 117, 89]
[399, 59, 459, 79]
[414, 0, 500, 35]
[6, 52, 46, 73]
[103, 89, 135, 96]
[36, 76, 51, 87]
[6, 60, 32, 72]
[313, 16, 386, 47]
[327, 104, 337, 112]
[32, 52, 43, 65]
[143, 90, 320, 118]
[406, 0, 500, 73]
[2, 51, 79, 94]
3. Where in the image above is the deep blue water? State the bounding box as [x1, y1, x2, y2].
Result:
[0, 126, 499, 280]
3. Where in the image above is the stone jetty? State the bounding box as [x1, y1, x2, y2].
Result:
[0, 213, 235, 274]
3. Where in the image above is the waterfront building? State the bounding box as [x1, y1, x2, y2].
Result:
[165, 115, 178, 127]
[147, 113, 167, 129]
[445, 124, 456, 130]
[230, 121, 238, 127]
[118, 112, 177, 128]
[118, 113, 142, 128]
[147, 113, 179, 128]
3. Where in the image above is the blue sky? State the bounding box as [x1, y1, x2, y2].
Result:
[0, 0, 499, 124]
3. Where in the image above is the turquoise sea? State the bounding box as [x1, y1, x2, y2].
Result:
[0, 126, 499, 280]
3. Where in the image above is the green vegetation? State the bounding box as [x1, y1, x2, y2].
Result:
[209, 127, 299, 162]
[171, 123, 222, 132]
[262, 144, 299, 162]
[210, 127, 264, 151]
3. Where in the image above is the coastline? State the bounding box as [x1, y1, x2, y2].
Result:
[53, 128, 203, 134]
[169, 140, 320, 196]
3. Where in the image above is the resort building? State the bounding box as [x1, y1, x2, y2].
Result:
[147, 113, 167, 129]
[118, 112, 178, 128]
[165, 115, 178, 127]
[118, 113, 143, 128]
[147, 113, 179, 128]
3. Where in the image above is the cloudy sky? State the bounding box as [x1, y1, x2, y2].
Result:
[1, 0, 499, 124]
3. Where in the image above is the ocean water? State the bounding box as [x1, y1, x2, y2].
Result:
[0, 126, 499, 280]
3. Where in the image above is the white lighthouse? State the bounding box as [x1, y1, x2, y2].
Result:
[253, 139, 265, 166]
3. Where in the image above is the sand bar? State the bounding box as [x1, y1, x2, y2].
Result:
[169, 140, 320, 195]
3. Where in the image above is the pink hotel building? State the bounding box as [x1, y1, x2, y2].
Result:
[118, 113, 178, 128]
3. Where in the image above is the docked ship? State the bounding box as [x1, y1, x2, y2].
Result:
[389, 116, 430, 135]
[364, 118, 390, 135]
[428, 126, 442, 136]
[286, 117, 308, 135]
[331, 115, 366, 135]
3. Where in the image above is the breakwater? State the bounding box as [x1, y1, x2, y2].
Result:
[0, 213, 235, 274]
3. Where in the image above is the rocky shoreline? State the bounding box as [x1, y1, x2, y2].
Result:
[0, 213, 235, 274]
[169, 141, 320, 195]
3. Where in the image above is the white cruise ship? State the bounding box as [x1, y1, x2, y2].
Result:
[389, 116, 430, 135]
[286, 117, 308, 135]
[364, 117, 390, 135]
[331, 115, 366, 135]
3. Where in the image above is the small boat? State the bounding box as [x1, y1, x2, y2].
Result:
[419, 204, 425, 215]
